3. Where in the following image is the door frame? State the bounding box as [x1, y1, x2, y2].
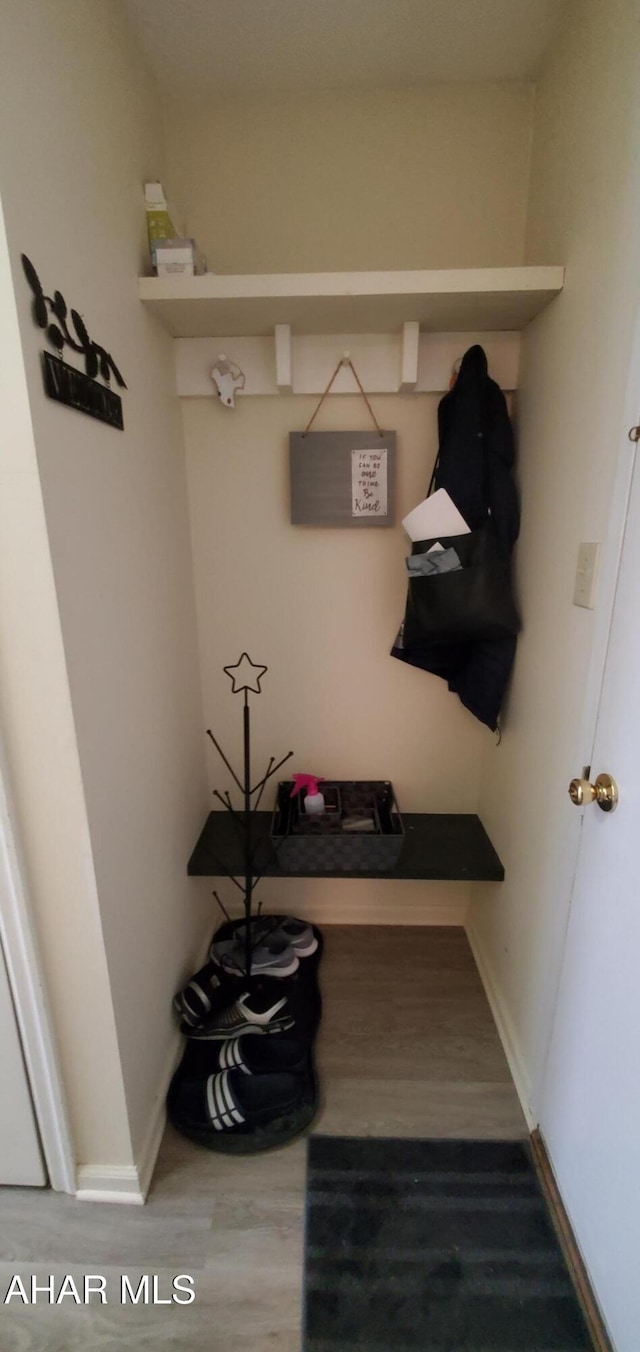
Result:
[0, 733, 76, 1193]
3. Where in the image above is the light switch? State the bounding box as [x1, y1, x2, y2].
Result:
[573, 542, 599, 609]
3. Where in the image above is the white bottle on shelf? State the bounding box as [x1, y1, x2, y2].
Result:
[290, 773, 326, 815]
[304, 786, 325, 815]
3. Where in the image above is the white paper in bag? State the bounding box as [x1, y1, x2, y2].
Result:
[402, 488, 470, 542]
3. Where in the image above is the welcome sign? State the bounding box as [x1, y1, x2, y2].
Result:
[42, 353, 124, 429]
[21, 254, 126, 430]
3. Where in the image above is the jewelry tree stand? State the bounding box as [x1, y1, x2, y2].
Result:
[206, 653, 293, 977]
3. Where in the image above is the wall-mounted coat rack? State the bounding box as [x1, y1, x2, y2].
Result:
[174, 329, 522, 400]
[139, 265, 564, 400]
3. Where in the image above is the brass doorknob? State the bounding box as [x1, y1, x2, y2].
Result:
[568, 772, 619, 812]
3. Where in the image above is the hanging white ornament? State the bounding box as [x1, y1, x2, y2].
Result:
[210, 354, 246, 408]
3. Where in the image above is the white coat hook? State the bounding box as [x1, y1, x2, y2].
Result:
[211, 353, 246, 408]
[400, 322, 419, 392]
[450, 355, 463, 390]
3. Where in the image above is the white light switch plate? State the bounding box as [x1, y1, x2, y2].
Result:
[573, 542, 599, 609]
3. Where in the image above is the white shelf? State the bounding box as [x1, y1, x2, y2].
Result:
[139, 266, 564, 338]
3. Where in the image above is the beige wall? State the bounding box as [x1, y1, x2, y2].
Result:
[468, 0, 640, 1114]
[164, 84, 535, 274]
[0, 0, 209, 1172]
[174, 81, 538, 926]
[183, 391, 488, 922]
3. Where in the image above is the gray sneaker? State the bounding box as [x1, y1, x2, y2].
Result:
[211, 916, 317, 968]
[213, 934, 300, 979]
[257, 916, 318, 958]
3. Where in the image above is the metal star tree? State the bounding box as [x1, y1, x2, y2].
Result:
[206, 654, 293, 976]
[223, 653, 268, 695]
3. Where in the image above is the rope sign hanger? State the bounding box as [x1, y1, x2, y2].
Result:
[302, 353, 385, 438]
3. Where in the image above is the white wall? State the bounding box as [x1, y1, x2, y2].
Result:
[0, 0, 210, 1176]
[163, 83, 534, 274]
[183, 391, 489, 924]
[467, 0, 640, 1116]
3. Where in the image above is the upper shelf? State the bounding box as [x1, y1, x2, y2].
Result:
[138, 266, 564, 338]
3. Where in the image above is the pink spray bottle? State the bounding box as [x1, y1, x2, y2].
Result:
[291, 774, 326, 815]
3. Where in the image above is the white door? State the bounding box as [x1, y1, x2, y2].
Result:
[540, 431, 640, 1350]
[0, 933, 45, 1185]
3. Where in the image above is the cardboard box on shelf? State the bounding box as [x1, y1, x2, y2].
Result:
[154, 237, 206, 277]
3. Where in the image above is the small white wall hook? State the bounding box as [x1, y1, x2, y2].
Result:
[342, 350, 351, 364]
[211, 355, 246, 408]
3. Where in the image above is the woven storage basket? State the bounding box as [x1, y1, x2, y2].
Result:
[271, 780, 404, 873]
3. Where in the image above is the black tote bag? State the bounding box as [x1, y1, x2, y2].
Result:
[402, 522, 521, 647]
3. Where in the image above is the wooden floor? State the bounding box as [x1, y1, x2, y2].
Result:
[0, 926, 526, 1351]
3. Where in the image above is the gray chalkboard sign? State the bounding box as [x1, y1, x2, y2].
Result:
[289, 430, 396, 527]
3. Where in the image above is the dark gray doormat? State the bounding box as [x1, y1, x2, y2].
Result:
[303, 1137, 593, 1351]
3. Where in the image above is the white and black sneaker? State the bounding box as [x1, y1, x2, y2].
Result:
[172, 962, 244, 1029]
[185, 979, 295, 1041]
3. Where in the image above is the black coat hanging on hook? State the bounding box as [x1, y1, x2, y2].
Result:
[21, 254, 126, 430]
[392, 344, 520, 732]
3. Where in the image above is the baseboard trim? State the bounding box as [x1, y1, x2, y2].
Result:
[309, 903, 468, 925]
[465, 917, 535, 1129]
[75, 922, 213, 1206]
[136, 1025, 185, 1201]
[221, 892, 465, 924]
[76, 1034, 182, 1205]
[130, 925, 215, 1202]
[76, 1165, 145, 1205]
[530, 1129, 614, 1352]
[76, 1024, 186, 1206]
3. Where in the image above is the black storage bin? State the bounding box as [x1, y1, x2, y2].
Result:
[271, 780, 404, 873]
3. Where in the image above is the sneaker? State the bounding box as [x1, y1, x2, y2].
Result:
[256, 916, 318, 958]
[185, 981, 295, 1041]
[212, 934, 300, 979]
[210, 915, 317, 967]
